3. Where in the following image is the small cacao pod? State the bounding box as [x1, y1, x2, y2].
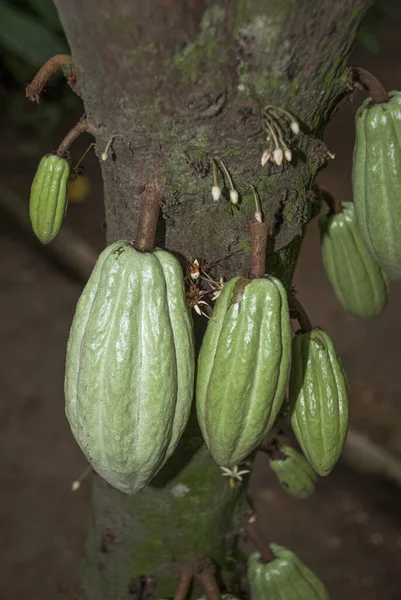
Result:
[196, 276, 291, 467]
[65, 241, 195, 494]
[320, 201, 390, 320]
[248, 545, 330, 600]
[352, 91, 401, 280]
[68, 174, 90, 204]
[289, 329, 348, 476]
[29, 154, 70, 244]
[269, 443, 317, 499]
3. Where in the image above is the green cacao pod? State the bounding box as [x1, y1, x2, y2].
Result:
[269, 443, 317, 499]
[248, 545, 330, 600]
[352, 91, 401, 280]
[196, 275, 291, 467]
[29, 154, 70, 244]
[65, 241, 195, 494]
[320, 202, 390, 320]
[289, 329, 348, 476]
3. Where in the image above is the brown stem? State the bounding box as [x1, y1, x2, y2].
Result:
[134, 185, 161, 252]
[288, 294, 313, 333]
[194, 559, 220, 600]
[26, 54, 72, 103]
[56, 119, 88, 157]
[352, 67, 389, 104]
[250, 221, 269, 279]
[173, 566, 192, 600]
[318, 186, 340, 216]
[244, 520, 274, 564]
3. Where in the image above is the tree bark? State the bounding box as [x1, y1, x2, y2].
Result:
[54, 1, 373, 598]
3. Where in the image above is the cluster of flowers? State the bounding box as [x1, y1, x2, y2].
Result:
[261, 106, 300, 167]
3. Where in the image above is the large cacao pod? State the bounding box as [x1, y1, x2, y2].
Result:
[269, 443, 317, 499]
[196, 276, 291, 467]
[248, 545, 330, 600]
[320, 202, 389, 320]
[65, 241, 195, 494]
[29, 154, 70, 244]
[289, 329, 348, 476]
[352, 91, 401, 280]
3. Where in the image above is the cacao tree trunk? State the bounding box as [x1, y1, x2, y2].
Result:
[54, 1, 373, 598]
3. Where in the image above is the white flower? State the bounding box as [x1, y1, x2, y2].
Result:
[284, 148, 292, 162]
[230, 189, 239, 205]
[290, 120, 300, 135]
[71, 480, 80, 492]
[212, 185, 222, 201]
[220, 464, 251, 487]
[194, 300, 209, 318]
[255, 210, 263, 223]
[261, 149, 271, 167]
[273, 148, 283, 166]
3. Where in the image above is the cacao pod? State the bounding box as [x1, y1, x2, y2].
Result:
[29, 154, 70, 244]
[320, 201, 389, 320]
[289, 329, 348, 476]
[196, 276, 291, 467]
[248, 545, 330, 600]
[65, 241, 195, 494]
[269, 443, 317, 499]
[352, 91, 401, 280]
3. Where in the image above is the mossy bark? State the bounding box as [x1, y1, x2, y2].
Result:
[54, 1, 373, 598]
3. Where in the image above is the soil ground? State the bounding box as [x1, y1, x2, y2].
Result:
[1, 16, 401, 600]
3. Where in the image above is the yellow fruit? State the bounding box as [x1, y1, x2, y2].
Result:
[68, 174, 90, 204]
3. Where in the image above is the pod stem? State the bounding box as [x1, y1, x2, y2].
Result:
[244, 520, 274, 564]
[288, 294, 313, 333]
[250, 221, 269, 279]
[173, 565, 192, 600]
[194, 558, 220, 600]
[26, 54, 72, 103]
[56, 119, 88, 157]
[134, 184, 161, 252]
[352, 67, 389, 104]
[319, 186, 340, 216]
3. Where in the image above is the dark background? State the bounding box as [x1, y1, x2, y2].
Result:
[0, 1, 400, 598]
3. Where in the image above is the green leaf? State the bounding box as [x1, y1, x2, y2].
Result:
[24, 0, 64, 33]
[0, 2, 68, 67]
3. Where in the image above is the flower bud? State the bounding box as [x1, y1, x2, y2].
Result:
[212, 185, 222, 201]
[273, 148, 283, 166]
[284, 148, 292, 162]
[230, 189, 239, 205]
[290, 120, 300, 135]
[261, 149, 271, 167]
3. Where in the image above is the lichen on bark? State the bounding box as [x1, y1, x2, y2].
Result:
[54, 1, 374, 598]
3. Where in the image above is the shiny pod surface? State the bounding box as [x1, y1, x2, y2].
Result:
[65, 241, 195, 494]
[196, 276, 291, 467]
[29, 154, 70, 244]
[289, 329, 348, 476]
[248, 546, 330, 600]
[352, 91, 401, 280]
[269, 443, 317, 499]
[320, 202, 389, 320]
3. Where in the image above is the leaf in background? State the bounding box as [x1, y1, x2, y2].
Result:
[24, 0, 64, 33]
[356, 0, 398, 55]
[0, 2, 68, 68]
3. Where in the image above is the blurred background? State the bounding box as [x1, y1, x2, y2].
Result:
[0, 1, 401, 598]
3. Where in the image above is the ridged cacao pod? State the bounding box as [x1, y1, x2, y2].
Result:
[65, 241, 195, 494]
[289, 329, 348, 476]
[29, 154, 70, 244]
[248, 545, 330, 600]
[320, 202, 390, 320]
[269, 443, 317, 499]
[352, 91, 401, 280]
[196, 276, 291, 467]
